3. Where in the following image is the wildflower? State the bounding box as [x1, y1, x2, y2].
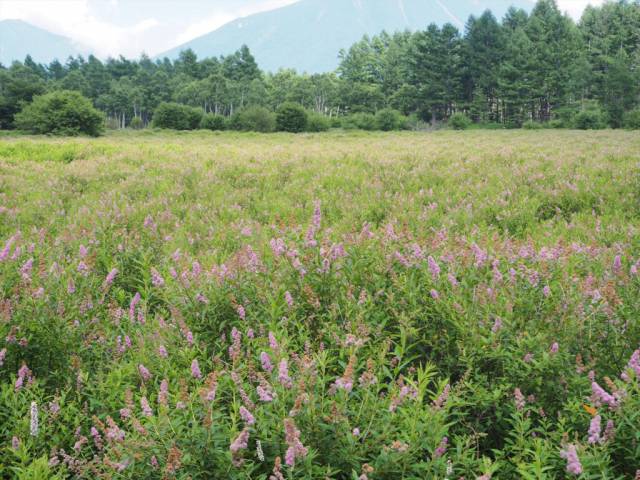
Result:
[268, 332, 279, 350]
[588, 415, 601, 444]
[278, 359, 293, 388]
[430, 289, 440, 299]
[550, 342, 559, 354]
[140, 396, 153, 417]
[560, 444, 582, 475]
[433, 436, 448, 458]
[158, 345, 168, 358]
[237, 305, 246, 320]
[285, 291, 294, 308]
[151, 268, 165, 287]
[0, 234, 16, 261]
[622, 349, 640, 381]
[104, 268, 118, 286]
[352, 427, 360, 437]
[239, 406, 255, 425]
[129, 292, 141, 321]
[603, 419, 615, 443]
[256, 439, 265, 461]
[471, 243, 488, 267]
[433, 384, 450, 409]
[91, 426, 103, 450]
[191, 359, 202, 379]
[284, 418, 308, 467]
[613, 255, 622, 274]
[257, 385, 275, 402]
[119, 408, 131, 419]
[333, 355, 356, 393]
[0, 348, 6, 367]
[230, 428, 250, 453]
[591, 382, 618, 408]
[523, 353, 534, 363]
[543, 285, 551, 297]
[270, 456, 286, 480]
[77, 261, 89, 276]
[427, 255, 440, 279]
[138, 364, 151, 382]
[30, 402, 39, 436]
[260, 352, 273, 373]
[11, 436, 20, 449]
[491, 317, 502, 334]
[20, 258, 33, 281]
[150, 456, 159, 469]
[514, 388, 526, 411]
[105, 417, 125, 442]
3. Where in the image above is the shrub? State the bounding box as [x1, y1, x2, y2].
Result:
[152, 102, 203, 130]
[200, 113, 226, 131]
[129, 117, 144, 130]
[229, 106, 276, 132]
[522, 120, 543, 130]
[14, 90, 104, 137]
[573, 108, 607, 130]
[448, 112, 471, 130]
[623, 109, 640, 130]
[341, 113, 376, 130]
[306, 112, 331, 132]
[276, 102, 308, 133]
[375, 108, 406, 131]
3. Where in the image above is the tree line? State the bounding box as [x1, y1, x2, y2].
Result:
[1, 0, 639, 131]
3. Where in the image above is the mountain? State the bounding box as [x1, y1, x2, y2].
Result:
[158, 0, 533, 73]
[0, 19, 84, 66]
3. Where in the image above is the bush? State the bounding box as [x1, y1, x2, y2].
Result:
[573, 108, 607, 130]
[129, 117, 144, 130]
[522, 120, 543, 130]
[623, 109, 640, 130]
[306, 112, 331, 132]
[276, 102, 308, 133]
[229, 106, 276, 132]
[448, 112, 471, 130]
[375, 108, 406, 131]
[341, 113, 376, 131]
[152, 102, 203, 130]
[14, 90, 104, 137]
[200, 113, 226, 131]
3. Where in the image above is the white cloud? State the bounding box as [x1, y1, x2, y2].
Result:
[0, 0, 161, 57]
[557, 0, 604, 19]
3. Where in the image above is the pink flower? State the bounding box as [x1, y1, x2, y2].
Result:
[543, 285, 551, 297]
[239, 406, 255, 425]
[268, 332, 279, 350]
[260, 352, 273, 373]
[105, 268, 118, 286]
[433, 436, 448, 458]
[191, 359, 202, 379]
[560, 444, 582, 475]
[433, 384, 450, 409]
[230, 428, 250, 453]
[257, 385, 275, 402]
[151, 268, 165, 287]
[0, 348, 6, 367]
[284, 418, 308, 467]
[138, 364, 151, 382]
[430, 289, 440, 300]
[550, 342, 559, 354]
[140, 396, 153, 417]
[591, 382, 618, 408]
[285, 291, 294, 308]
[237, 305, 246, 320]
[514, 388, 525, 411]
[278, 359, 293, 388]
[427, 256, 440, 279]
[158, 345, 168, 358]
[588, 415, 601, 444]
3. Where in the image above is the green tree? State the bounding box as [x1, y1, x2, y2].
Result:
[14, 90, 104, 136]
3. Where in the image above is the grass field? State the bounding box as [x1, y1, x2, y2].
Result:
[1, 130, 640, 479]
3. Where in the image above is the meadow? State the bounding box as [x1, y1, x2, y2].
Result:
[0, 129, 639, 479]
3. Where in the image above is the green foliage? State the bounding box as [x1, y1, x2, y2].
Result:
[230, 106, 276, 132]
[341, 112, 376, 130]
[128, 117, 144, 130]
[152, 102, 203, 130]
[448, 112, 471, 130]
[375, 108, 406, 131]
[276, 102, 308, 133]
[573, 107, 607, 130]
[623, 109, 640, 130]
[199, 113, 226, 131]
[305, 112, 331, 132]
[522, 120, 543, 130]
[14, 90, 104, 137]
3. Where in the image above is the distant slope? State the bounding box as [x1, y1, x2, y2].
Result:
[158, 0, 533, 73]
[0, 19, 84, 66]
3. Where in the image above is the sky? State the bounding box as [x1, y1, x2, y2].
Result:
[0, 0, 603, 58]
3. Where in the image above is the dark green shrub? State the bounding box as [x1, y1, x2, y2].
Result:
[200, 113, 226, 131]
[14, 90, 104, 137]
[306, 112, 330, 132]
[573, 108, 607, 130]
[152, 102, 202, 130]
[448, 112, 471, 130]
[276, 102, 308, 133]
[341, 113, 376, 130]
[522, 120, 543, 130]
[623, 109, 640, 130]
[375, 108, 406, 131]
[129, 117, 144, 130]
[548, 119, 565, 129]
[229, 106, 276, 132]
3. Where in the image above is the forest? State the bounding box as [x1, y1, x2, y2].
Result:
[0, 0, 639, 130]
